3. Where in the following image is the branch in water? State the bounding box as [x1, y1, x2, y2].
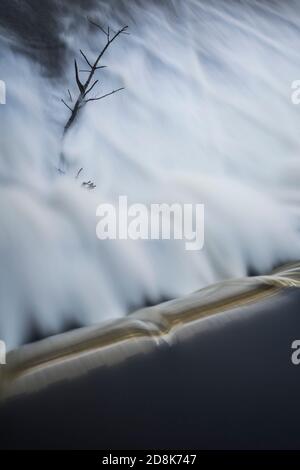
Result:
[84, 87, 124, 103]
[62, 20, 128, 135]
[61, 99, 72, 112]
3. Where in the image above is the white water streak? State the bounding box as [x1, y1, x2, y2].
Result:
[0, 0, 300, 348]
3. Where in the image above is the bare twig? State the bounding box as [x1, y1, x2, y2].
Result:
[61, 99, 72, 112]
[82, 180, 96, 190]
[74, 59, 84, 93]
[80, 66, 107, 72]
[62, 19, 128, 135]
[88, 18, 108, 37]
[84, 79, 99, 96]
[75, 167, 83, 179]
[80, 49, 93, 69]
[85, 87, 124, 103]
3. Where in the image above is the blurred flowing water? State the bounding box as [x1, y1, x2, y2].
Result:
[0, 0, 300, 349]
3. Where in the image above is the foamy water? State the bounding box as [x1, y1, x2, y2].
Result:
[0, 0, 300, 349]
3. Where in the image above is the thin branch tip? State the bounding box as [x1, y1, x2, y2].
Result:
[74, 59, 84, 93]
[80, 49, 92, 68]
[85, 86, 124, 103]
[85, 79, 99, 96]
[61, 98, 72, 112]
